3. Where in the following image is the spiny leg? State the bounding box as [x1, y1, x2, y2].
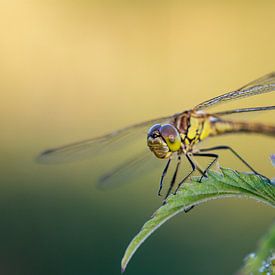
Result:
[163, 155, 181, 203]
[193, 153, 219, 182]
[158, 158, 171, 196]
[199, 145, 270, 182]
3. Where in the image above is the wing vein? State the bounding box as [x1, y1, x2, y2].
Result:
[194, 72, 275, 110]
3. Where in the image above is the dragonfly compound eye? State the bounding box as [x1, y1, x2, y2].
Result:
[147, 124, 172, 159]
[147, 124, 161, 138]
[159, 124, 181, 152]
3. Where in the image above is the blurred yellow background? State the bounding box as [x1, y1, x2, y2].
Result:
[0, 1, 275, 274]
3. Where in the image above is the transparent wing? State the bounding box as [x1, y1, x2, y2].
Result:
[213, 105, 275, 117]
[37, 117, 171, 190]
[96, 149, 162, 189]
[37, 115, 172, 163]
[194, 72, 275, 111]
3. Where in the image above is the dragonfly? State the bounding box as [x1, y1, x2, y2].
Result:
[38, 72, 275, 206]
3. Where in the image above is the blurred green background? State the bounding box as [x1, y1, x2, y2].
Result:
[1, 1, 275, 274]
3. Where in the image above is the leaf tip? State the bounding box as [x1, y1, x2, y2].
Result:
[121, 258, 127, 273]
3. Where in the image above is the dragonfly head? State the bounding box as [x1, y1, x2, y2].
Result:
[147, 124, 182, 159]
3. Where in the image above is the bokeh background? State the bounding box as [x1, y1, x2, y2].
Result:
[1, 1, 275, 274]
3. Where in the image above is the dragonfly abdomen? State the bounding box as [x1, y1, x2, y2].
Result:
[210, 119, 275, 137]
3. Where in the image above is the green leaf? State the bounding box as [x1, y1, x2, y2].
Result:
[121, 168, 275, 273]
[241, 222, 275, 275]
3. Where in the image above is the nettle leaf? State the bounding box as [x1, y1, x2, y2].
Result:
[121, 168, 275, 273]
[241, 222, 275, 274]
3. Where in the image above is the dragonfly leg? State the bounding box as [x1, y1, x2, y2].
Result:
[162, 154, 207, 211]
[173, 153, 196, 195]
[162, 155, 181, 203]
[193, 153, 219, 182]
[184, 205, 195, 213]
[199, 145, 270, 182]
[176, 153, 217, 213]
[175, 154, 206, 213]
[158, 158, 172, 196]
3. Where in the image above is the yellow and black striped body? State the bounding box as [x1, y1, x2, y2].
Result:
[173, 110, 275, 152]
[174, 110, 212, 151]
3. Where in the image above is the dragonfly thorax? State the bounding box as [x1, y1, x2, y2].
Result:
[147, 124, 181, 159]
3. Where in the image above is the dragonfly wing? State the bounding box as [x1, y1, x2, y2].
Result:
[96, 149, 161, 189]
[194, 72, 275, 111]
[37, 115, 172, 163]
[213, 105, 275, 117]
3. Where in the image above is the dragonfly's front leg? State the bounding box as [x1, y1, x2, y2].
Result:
[158, 158, 172, 196]
[162, 155, 181, 203]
